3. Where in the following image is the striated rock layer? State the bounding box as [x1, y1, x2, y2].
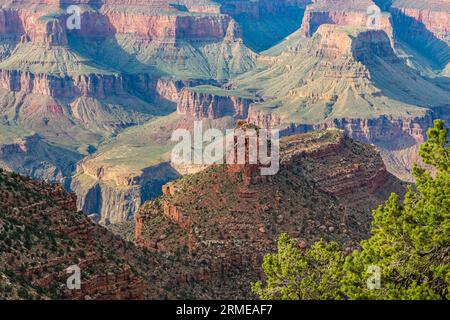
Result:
[70, 114, 237, 224]
[389, 0, 450, 70]
[135, 130, 406, 297]
[300, 0, 393, 39]
[1, 168, 252, 299]
[177, 87, 257, 119]
[390, 0, 450, 43]
[0, 169, 149, 299]
[191, 24, 450, 181]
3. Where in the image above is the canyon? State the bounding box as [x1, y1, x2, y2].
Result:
[4, 126, 404, 299]
[186, 2, 450, 184]
[0, 0, 449, 300]
[0, 0, 448, 224]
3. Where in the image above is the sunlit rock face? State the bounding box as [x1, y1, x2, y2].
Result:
[0, 0, 449, 225]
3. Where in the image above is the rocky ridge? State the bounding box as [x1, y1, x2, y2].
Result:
[1, 167, 252, 299]
[135, 129, 406, 297]
[0, 168, 148, 299]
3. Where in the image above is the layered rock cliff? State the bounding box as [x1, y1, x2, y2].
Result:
[69, 111, 243, 224]
[191, 24, 450, 181]
[0, 169, 155, 299]
[389, 0, 450, 71]
[177, 87, 257, 119]
[300, 0, 393, 39]
[135, 130, 406, 297]
[0, 0, 258, 188]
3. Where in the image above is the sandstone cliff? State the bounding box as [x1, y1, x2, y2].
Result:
[0, 169, 157, 299]
[1, 0, 449, 228]
[135, 130, 406, 298]
[389, 0, 450, 72]
[300, 0, 393, 39]
[191, 24, 450, 181]
[177, 87, 257, 119]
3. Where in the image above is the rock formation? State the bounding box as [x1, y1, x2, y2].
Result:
[189, 23, 450, 181]
[0, 169, 151, 299]
[177, 87, 257, 119]
[300, 0, 393, 39]
[135, 129, 406, 297]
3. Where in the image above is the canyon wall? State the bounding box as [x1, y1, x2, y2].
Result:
[390, 0, 450, 67]
[247, 108, 448, 181]
[0, 1, 233, 41]
[390, 1, 450, 43]
[0, 67, 217, 106]
[241, 22, 450, 181]
[71, 161, 180, 224]
[0, 69, 125, 99]
[177, 88, 256, 119]
[300, 0, 393, 38]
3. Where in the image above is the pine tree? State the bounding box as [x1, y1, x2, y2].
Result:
[252, 236, 345, 300]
